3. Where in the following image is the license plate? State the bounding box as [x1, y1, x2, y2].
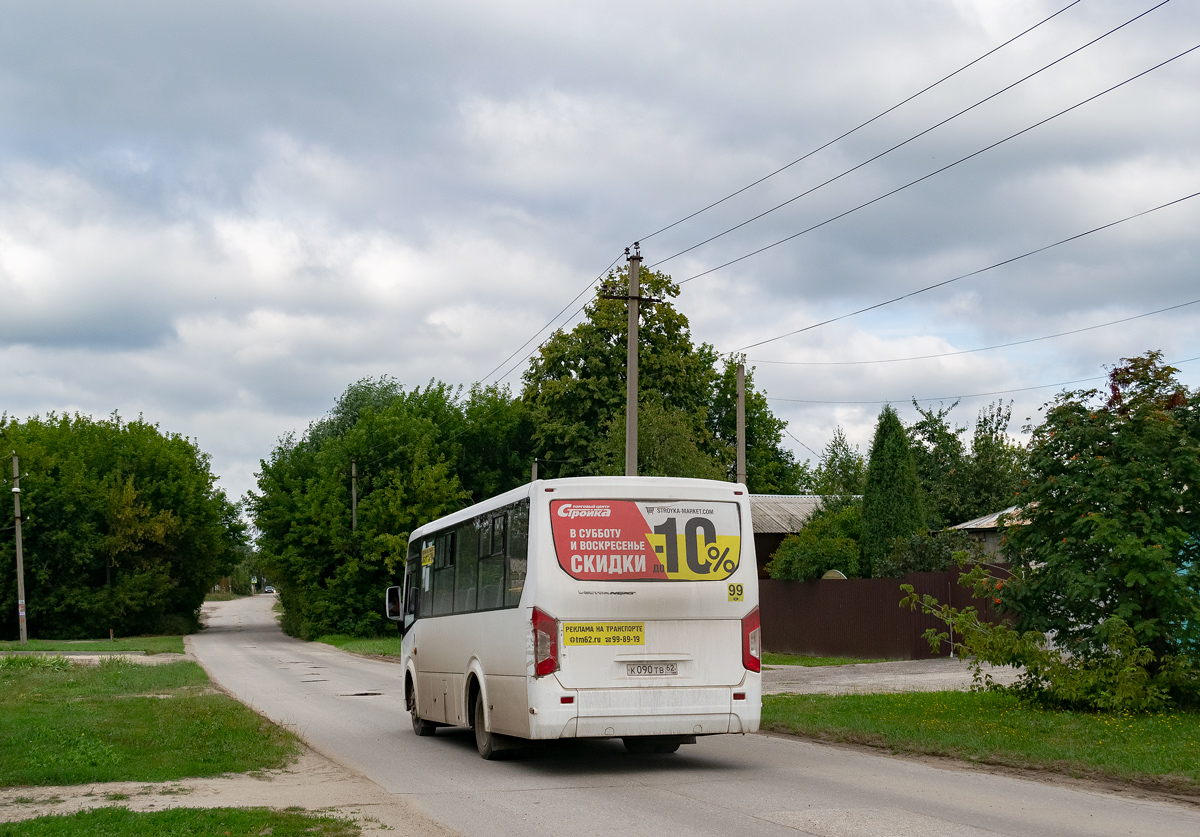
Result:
[626, 662, 678, 677]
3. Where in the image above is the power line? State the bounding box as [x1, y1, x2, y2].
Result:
[636, 0, 1085, 245]
[481, 252, 625, 382]
[680, 42, 1200, 289]
[649, 0, 1171, 270]
[481, 2, 1093, 389]
[748, 298, 1200, 366]
[767, 355, 1200, 405]
[734, 189, 1200, 352]
[783, 427, 822, 459]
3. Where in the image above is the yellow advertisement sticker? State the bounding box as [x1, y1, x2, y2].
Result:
[421, 545, 435, 567]
[562, 621, 645, 646]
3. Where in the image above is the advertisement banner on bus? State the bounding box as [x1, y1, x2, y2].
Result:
[551, 499, 741, 581]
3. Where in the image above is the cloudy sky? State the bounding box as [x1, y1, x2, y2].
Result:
[2, 0, 1198, 501]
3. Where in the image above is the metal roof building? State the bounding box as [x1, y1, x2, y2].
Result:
[749, 495, 824, 533]
[748, 495, 831, 577]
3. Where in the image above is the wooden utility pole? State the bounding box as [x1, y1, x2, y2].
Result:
[11, 452, 28, 645]
[625, 247, 642, 476]
[736, 362, 747, 485]
[351, 459, 357, 532]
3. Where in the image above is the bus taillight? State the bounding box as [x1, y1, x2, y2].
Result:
[533, 607, 559, 677]
[742, 607, 761, 672]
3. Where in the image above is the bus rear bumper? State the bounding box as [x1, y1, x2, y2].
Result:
[532, 684, 761, 739]
[564, 713, 744, 738]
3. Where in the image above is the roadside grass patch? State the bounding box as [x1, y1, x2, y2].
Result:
[0, 660, 298, 787]
[0, 637, 184, 655]
[763, 690, 1200, 791]
[762, 652, 885, 667]
[316, 634, 404, 658]
[0, 806, 358, 836]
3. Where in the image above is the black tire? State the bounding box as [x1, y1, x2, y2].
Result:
[623, 736, 681, 755]
[473, 691, 501, 759]
[409, 686, 437, 737]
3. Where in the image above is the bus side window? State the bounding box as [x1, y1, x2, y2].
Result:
[454, 522, 478, 613]
[419, 537, 435, 619]
[403, 545, 421, 619]
[505, 500, 529, 607]
[478, 517, 491, 558]
[491, 514, 506, 556]
[478, 554, 504, 610]
[478, 512, 506, 610]
[433, 531, 455, 616]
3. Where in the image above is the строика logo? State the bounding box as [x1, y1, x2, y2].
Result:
[556, 503, 613, 519]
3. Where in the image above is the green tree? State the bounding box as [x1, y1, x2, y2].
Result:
[523, 268, 803, 488]
[522, 267, 719, 478]
[909, 400, 1026, 528]
[589, 400, 725, 480]
[0, 413, 243, 639]
[250, 380, 468, 639]
[860, 405, 925, 578]
[767, 499, 862, 580]
[1002, 352, 1200, 663]
[961, 401, 1026, 519]
[812, 427, 866, 497]
[708, 358, 811, 493]
[875, 529, 983, 578]
[908, 401, 967, 529]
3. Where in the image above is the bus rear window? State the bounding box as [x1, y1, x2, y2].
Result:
[551, 500, 741, 582]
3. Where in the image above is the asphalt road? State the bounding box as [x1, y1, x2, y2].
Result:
[189, 596, 1199, 837]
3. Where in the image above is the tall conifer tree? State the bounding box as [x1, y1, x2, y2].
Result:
[860, 405, 924, 577]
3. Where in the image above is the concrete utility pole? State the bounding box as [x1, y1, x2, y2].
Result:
[12, 452, 28, 645]
[351, 459, 357, 532]
[531, 458, 538, 482]
[625, 247, 642, 477]
[736, 362, 747, 486]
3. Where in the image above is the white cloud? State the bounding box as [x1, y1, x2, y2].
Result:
[1, 0, 1198, 500]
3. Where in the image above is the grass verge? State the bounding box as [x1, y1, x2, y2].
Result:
[316, 634, 403, 657]
[762, 652, 885, 667]
[0, 658, 298, 787]
[0, 637, 184, 655]
[763, 690, 1200, 792]
[0, 806, 358, 836]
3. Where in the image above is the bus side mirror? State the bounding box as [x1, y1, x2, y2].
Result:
[385, 586, 402, 621]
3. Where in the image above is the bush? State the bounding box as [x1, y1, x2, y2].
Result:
[768, 500, 861, 581]
[902, 561, 1200, 712]
[875, 529, 983, 578]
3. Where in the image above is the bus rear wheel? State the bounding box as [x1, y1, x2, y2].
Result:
[473, 691, 502, 759]
[623, 736, 682, 755]
[409, 689, 437, 737]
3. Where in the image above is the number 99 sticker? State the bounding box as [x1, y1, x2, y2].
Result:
[727, 583, 744, 602]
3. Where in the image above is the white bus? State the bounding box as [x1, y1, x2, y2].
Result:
[385, 476, 761, 759]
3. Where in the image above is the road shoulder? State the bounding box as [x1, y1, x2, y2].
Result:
[758, 727, 1200, 809]
[0, 744, 457, 836]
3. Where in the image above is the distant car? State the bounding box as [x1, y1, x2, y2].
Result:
[264, 586, 276, 594]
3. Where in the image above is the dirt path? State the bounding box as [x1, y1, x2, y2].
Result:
[0, 744, 457, 835]
[763, 658, 1023, 694]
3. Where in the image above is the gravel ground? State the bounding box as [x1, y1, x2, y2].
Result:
[763, 658, 1024, 695]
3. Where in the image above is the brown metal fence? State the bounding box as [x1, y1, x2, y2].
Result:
[759, 571, 1006, 660]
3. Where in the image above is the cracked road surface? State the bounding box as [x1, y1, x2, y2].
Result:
[190, 596, 1198, 837]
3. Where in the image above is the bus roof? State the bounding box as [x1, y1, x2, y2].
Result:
[408, 476, 745, 541]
